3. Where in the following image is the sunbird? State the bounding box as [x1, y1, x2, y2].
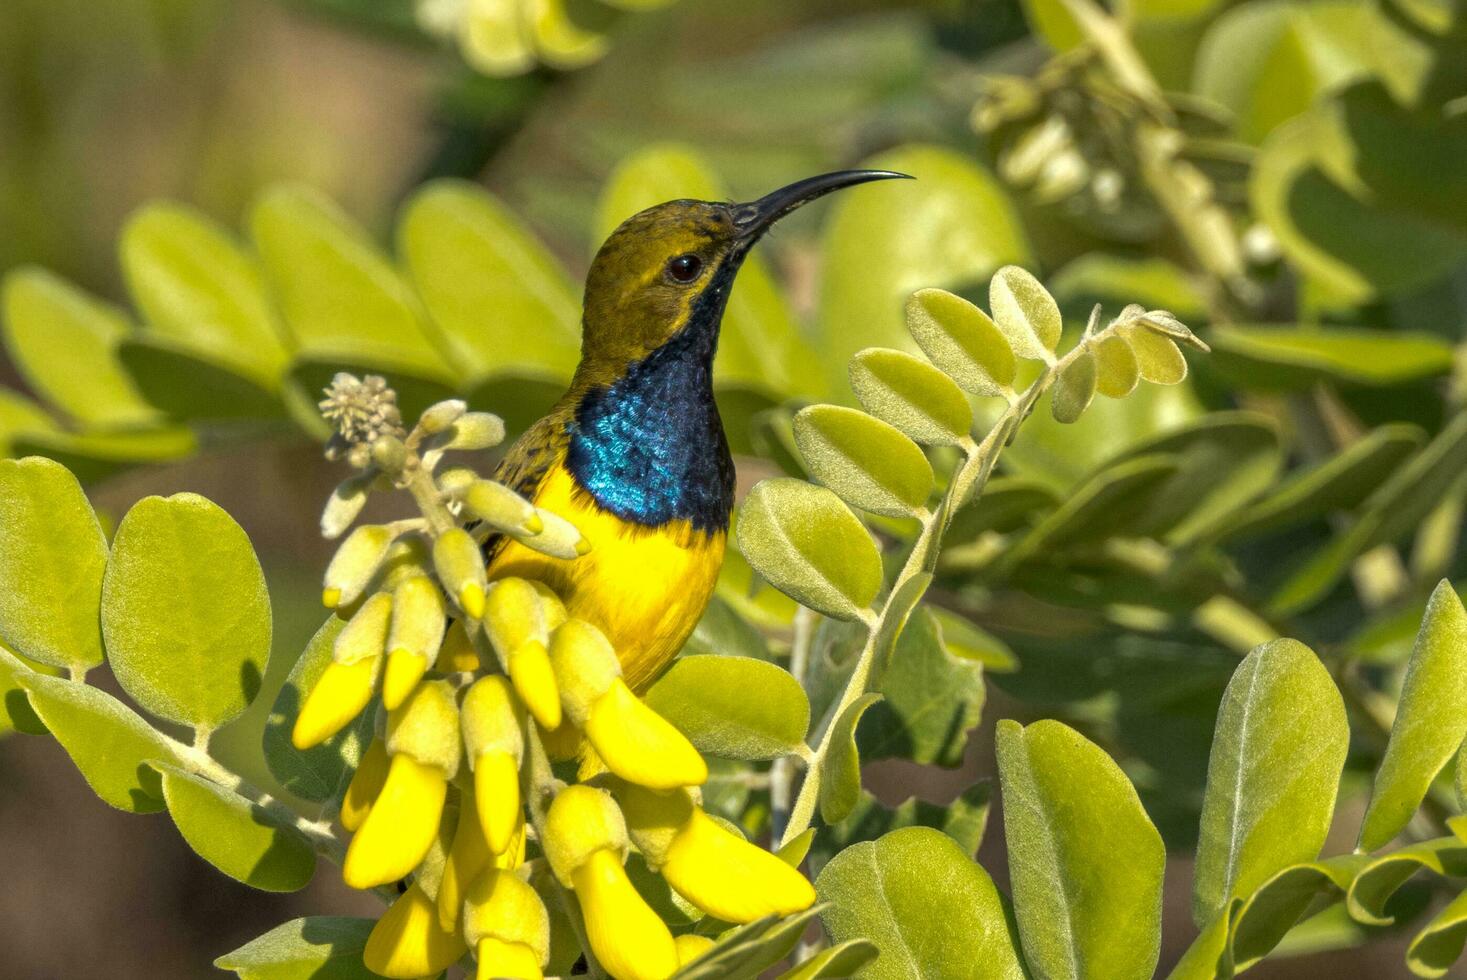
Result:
[484, 170, 909, 692]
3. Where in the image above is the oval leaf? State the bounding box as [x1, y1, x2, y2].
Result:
[848, 347, 973, 446]
[0, 457, 109, 671]
[905, 288, 1016, 397]
[1051, 347, 1097, 424]
[820, 693, 883, 826]
[17, 671, 176, 812]
[778, 939, 880, 980]
[990, 265, 1062, 361]
[794, 405, 934, 518]
[1407, 887, 1467, 978]
[263, 616, 374, 805]
[816, 826, 1026, 980]
[158, 765, 315, 891]
[1124, 324, 1188, 384]
[997, 718, 1166, 980]
[1094, 333, 1140, 398]
[102, 493, 272, 730]
[1193, 639, 1348, 926]
[645, 655, 810, 761]
[215, 917, 379, 980]
[736, 479, 883, 621]
[1359, 582, 1467, 851]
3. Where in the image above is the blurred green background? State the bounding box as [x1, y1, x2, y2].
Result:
[2, 0, 1465, 975]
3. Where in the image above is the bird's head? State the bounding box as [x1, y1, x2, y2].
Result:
[578, 170, 910, 373]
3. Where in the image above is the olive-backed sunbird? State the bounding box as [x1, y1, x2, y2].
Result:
[484, 170, 909, 692]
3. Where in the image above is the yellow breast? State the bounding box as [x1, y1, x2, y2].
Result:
[486, 465, 725, 691]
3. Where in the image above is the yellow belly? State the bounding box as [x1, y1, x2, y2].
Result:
[486, 465, 725, 691]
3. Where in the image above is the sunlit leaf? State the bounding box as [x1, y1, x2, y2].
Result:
[905, 288, 1016, 398]
[1123, 323, 1188, 385]
[997, 718, 1165, 980]
[1209, 325, 1455, 389]
[1406, 886, 1467, 978]
[1193, 639, 1348, 925]
[1348, 834, 1467, 926]
[102, 493, 272, 730]
[0, 457, 108, 672]
[990, 265, 1062, 361]
[794, 405, 934, 518]
[817, 826, 1025, 980]
[821, 693, 882, 825]
[645, 655, 809, 761]
[671, 907, 823, 980]
[848, 347, 973, 446]
[777, 939, 879, 980]
[1051, 346, 1097, 423]
[215, 917, 379, 980]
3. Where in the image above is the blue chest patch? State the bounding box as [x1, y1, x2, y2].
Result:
[566, 325, 735, 532]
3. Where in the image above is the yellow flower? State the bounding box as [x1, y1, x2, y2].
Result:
[322, 524, 395, 609]
[437, 789, 491, 932]
[363, 881, 468, 979]
[550, 619, 706, 790]
[463, 868, 550, 980]
[294, 591, 396, 749]
[461, 675, 525, 855]
[544, 785, 678, 980]
[339, 737, 389, 832]
[675, 933, 714, 967]
[434, 619, 482, 673]
[433, 527, 488, 618]
[483, 578, 563, 730]
[383, 574, 446, 710]
[343, 681, 461, 890]
[615, 782, 816, 923]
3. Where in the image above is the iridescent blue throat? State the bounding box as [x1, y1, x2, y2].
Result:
[566, 273, 737, 533]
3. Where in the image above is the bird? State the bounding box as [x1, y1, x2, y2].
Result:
[482, 170, 909, 695]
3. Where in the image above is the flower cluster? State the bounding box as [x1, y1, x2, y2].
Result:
[293, 377, 815, 980]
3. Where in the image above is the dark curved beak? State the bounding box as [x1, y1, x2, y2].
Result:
[731, 170, 912, 239]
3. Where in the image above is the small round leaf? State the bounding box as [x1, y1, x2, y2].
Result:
[990, 265, 1062, 360]
[736, 479, 883, 621]
[905, 288, 1016, 397]
[1094, 333, 1140, 398]
[849, 347, 973, 446]
[103, 493, 272, 729]
[1123, 324, 1188, 384]
[794, 405, 934, 518]
[1051, 347, 1098, 424]
[645, 655, 810, 761]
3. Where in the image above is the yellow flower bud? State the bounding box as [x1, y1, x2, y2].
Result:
[510, 639, 561, 731]
[675, 933, 714, 966]
[383, 576, 446, 710]
[464, 480, 543, 536]
[377, 535, 432, 592]
[418, 398, 467, 434]
[474, 751, 522, 857]
[614, 781, 814, 922]
[523, 508, 590, 559]
[333, 592, 394, 666]
[386, 679, 462, 778]
[483, 578, 548, 656]
[529, 581, 568, 630]
[434, 618, 482, 673]
[544, 785, 628, 886]
[549, 619, 705, 789]
[291, 655, 379, 750]
[461, 675, 526, 855]
[441, 411, 506, 451]
[437, 789, 492, 932]
[363, 881, 468, 979]
[574, 849, 678, 980]
[464, 868, 550, 980]
[434, 528, 487, 618]
[323, 525, 395, 608]
[340, 737, 389, 832]
[321, 472, 372, 540]
[540, 716, 582, 761]
[343, 753, 448, 889]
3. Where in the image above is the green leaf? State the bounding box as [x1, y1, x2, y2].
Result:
[809, 780, 992, 877]
[263, 615, 373, 805]
[398, 180, 580, 391]
[848, 347, 973, 446]
[904, 288, 1016, 397]
[249, 184, 456, 382]
[1406, 886, 1467, 978]
[1094, 334, 1142, 399]
[777, 939, 880, 980]
[1050, 255, 1208, 322]
[16, 671, 176, 812]
[1347, 835, 1467, 926]
[1229, 854, 1368, 970]
[1193, 639, 1349, 926]
[120, 201, 289, 388]
[1, 267, 159, 427]
[9, 425, 197, 483]
[156, 764, 315, 892]
[821, 693, 882, 825]
[1209, 325, 1455, 389]
[736, 478, 883, 621]
[117, 336, 286, 423]
[215, 917, 381, 979]
[996, 718, 1166, 980]
[0, 389, 61, 456]
[102, 493, 272, 730]
[818, 145, 1030, 396]
[672, 907, 824, 980]
[1124, 324, 1188, 385]
[859, 608, 986, 768]
[594, 143, 812, 400]
[930, 608, 1019, 672]
[793, 406, 934, 519]
[1218, 424, 1424, 542]
[1360, 582, 1467, 851]
[645, 655, 810, 761]
[0, 457, 109, 671]
[990, 265, 1062, 361]
[1051, 347, 1097, 423]
[0, 645, 56, 735]
[816, 826, 1025, 980]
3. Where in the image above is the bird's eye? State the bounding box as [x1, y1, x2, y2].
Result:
[666, 253, 703, 283]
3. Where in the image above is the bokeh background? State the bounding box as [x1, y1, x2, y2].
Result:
[3, 0, 1466, 976]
